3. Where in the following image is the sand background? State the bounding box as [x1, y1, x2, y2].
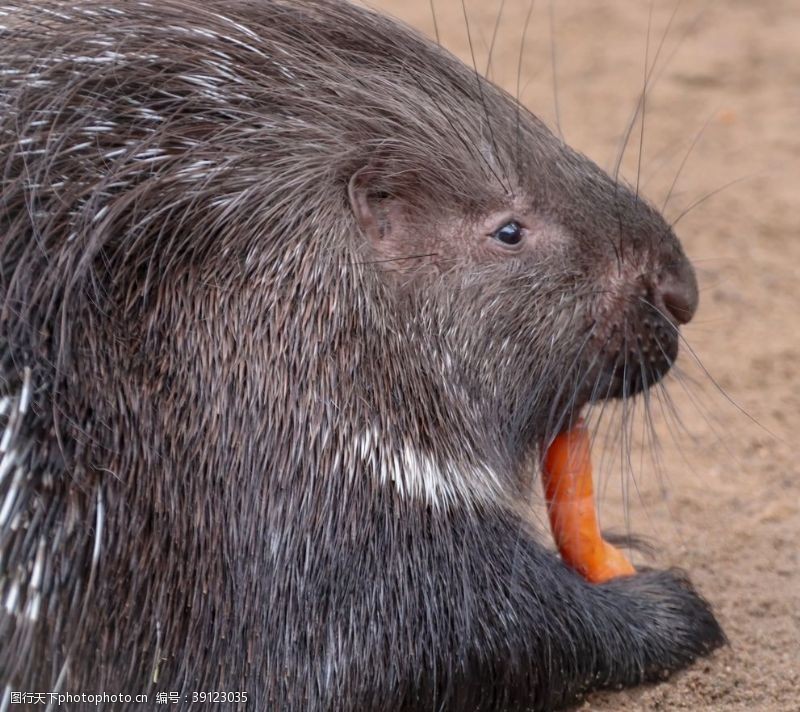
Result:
[369, 1, 799, 709]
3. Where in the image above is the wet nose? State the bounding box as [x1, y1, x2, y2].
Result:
[655, 260, 699, 325]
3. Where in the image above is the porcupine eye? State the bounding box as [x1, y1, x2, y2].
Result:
[493, 221, 523, 246]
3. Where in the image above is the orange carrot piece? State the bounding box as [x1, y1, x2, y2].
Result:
[542, 419, 636, 583]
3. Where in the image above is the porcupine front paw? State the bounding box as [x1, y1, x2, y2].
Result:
[597, 567, 726, 685]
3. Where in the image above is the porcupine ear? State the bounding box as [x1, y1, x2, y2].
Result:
[348, 166, 394, 245]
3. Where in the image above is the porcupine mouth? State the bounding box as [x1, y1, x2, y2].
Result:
[564, 323, 680, 425]
[588, 342, 677, 401]
[541, 330, 679, 494]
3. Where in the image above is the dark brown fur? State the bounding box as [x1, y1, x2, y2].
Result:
[0, 1, 723, 710]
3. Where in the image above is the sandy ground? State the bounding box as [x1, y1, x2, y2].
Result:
[370, 1, 800, 709]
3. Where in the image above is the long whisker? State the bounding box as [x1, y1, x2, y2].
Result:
[428, 0, 440, 45]
[660, 108, 716, 212]
[588, 341, 625, 505]
[352, 252, 441, 267]
[484, 0, 507, 79]
[668, 174, 755, 230]
[643, 378, 692, 548]
[627, 338, 661, 538]
[613, 0, 686, 182]
[461, 0, 512, 194]
[514, 0, 536, 173]
[635, 0, 655, 202]
[548, 0, 562, 141]
[651, 333, 746, 468]
[619, 333, 635, 538]
[638, 296, 774, 437]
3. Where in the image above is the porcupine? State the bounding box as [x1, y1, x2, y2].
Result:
[0, 1, 724, 710]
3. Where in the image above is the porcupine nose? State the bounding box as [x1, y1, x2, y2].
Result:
[654, 258, 699, 326]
